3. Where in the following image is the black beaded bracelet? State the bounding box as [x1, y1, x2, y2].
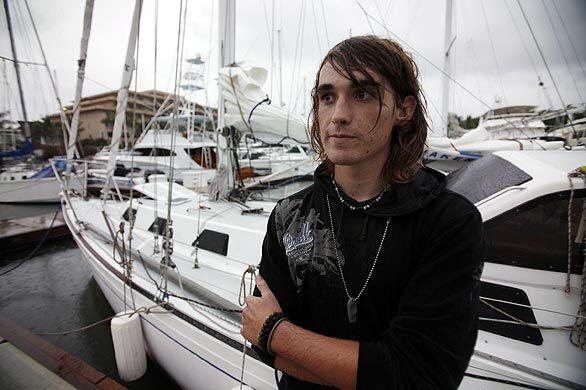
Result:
[258, 312, 287, 355]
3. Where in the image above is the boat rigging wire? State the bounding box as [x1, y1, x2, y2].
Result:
[503, 0, 546, 104]
[286, 0, 306, 138]
[137, 252, 243, 313]
[0, 206, 60, 277]
[551, 1, 586, 84]
[516, 0, 577, 138]
[0, 55, 43, 66]
[479, 0, 507, 104]
[309, 0, 323, 55]
[319, 0, 330, 48]
[353, 0, 549, 144]
[541, 0, 583, 103]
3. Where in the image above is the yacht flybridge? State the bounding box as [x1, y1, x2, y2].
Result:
[425, 106, 566, 173]
[58, 149, 586, 389]
[93, 129, 218, 190]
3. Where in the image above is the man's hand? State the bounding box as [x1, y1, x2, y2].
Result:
[241, 275, 283, 346]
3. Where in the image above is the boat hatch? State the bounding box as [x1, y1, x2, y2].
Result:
[192, 229, 229, 256]
[479, 281, 543, 345]
[149, 217, 168, 235]
[122, 207, 138, 223]
[446, 154, 532, 204]
[485, 189, 585, 274]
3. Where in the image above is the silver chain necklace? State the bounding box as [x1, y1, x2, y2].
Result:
[331, 178, 390, 211]
[326, 194, 391, 323]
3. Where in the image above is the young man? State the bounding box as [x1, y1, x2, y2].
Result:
[242, 35, 484, 389]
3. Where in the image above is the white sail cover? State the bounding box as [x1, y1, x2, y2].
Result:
[219, 65, 308, 144]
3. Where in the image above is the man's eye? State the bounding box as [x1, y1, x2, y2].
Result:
[355, 90, 372, 100]
[319, 93, 335, 103]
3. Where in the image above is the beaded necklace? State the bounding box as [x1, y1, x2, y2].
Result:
[331, 178, 390, 211]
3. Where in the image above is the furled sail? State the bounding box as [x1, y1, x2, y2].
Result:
[218, 65, 308, 144]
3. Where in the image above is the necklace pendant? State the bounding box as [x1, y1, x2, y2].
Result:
[347, 298, 358, 323]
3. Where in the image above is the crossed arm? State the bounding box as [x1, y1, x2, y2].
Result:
[242, 275, 358, 389]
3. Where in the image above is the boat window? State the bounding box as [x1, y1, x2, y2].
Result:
[287, 146, 301, 153]
[485, 189, 585, 274]
[150, 148, 176, 157]
[148, 217, 168, 235]
[133, 147, 176, 157]
[479, 281, 543, 345]
[185, 147, 217, 168]
[192, 229, 229, 256]
[446, 154, 532, 204]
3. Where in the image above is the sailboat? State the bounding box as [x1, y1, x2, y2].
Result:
[57, 0, 585, 388]
[0, 0, 84, 203]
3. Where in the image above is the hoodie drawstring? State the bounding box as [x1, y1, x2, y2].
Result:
[336, 205, 345, 243]
[360, 215, 369, 241]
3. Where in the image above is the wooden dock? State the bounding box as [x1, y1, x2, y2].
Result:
[0, 317, 125, 389]
[0, 211, 70, 255]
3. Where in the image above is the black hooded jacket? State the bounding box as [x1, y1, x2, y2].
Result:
[255, 163, 484, 389]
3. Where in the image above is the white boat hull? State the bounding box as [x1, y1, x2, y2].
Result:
[64, 206, 275, 389]
[62, 194, 583, 389]
[0, 177, 64, 203]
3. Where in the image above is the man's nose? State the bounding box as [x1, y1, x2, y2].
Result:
[331, 95, 352, 125]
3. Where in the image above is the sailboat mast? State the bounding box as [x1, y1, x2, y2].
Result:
[440, 0, 453, 137]
[67, 0, 94, 171]
[216, 0, 236, 193]
[3, 0, 32, 144]
[103, 0, 143, 199]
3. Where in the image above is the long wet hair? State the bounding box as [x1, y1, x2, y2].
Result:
[309, 35, 428, 184]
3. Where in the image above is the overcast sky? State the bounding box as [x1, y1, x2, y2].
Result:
[1, 0, 585, 135]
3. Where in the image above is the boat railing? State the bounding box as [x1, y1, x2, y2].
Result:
[49, 158, 127, 203]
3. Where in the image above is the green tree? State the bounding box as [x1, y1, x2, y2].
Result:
[31, 116, 63, 145]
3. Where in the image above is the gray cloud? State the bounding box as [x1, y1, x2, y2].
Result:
[1, 0, 584, 136]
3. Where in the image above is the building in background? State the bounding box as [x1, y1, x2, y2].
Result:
[49, 89, 215, 141]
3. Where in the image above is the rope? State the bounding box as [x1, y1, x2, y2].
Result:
[480, 298, 574, 331]
[480, 296, 586, 320]
[34, 304, 169, 336]
[237, 266, 256, 389]
[566, 167, 585, 293]
[564, 167, 586, 294]
[568, 167, 586, 349]
[238, 265, 257, 306]
[247, 96, 271, 128]
[0, 207, 60, 277]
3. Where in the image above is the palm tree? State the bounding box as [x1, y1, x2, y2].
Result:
[31, 116, 62, 145]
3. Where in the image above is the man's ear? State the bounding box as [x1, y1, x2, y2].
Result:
[398, 96, 416, 122]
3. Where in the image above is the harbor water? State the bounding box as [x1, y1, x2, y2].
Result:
[0, 204, 177, 389]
